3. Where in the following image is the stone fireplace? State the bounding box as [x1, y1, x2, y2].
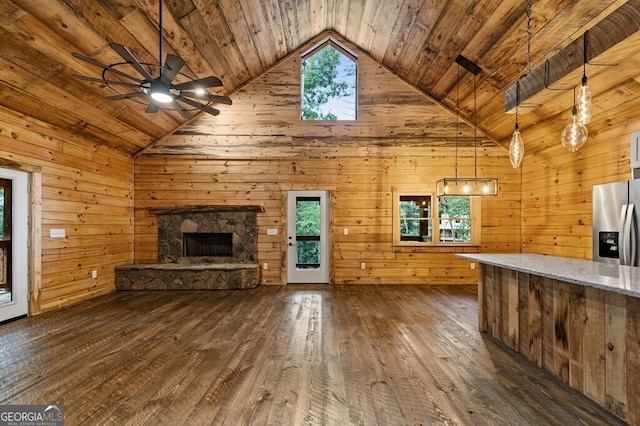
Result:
[115, 205, 263, 290]
[155, 205, 261, 264]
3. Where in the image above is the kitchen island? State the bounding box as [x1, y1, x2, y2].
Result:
[456, 253, 640, 424]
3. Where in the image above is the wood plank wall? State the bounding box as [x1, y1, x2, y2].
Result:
[0, 106, 133, 313]
[134, 36, 521, 285]
[134, 155, 520, 285]
[479, 264, 640, 423]
[522, 117, 640, 259]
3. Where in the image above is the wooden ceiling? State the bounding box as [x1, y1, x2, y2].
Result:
[1, 0, 639, 157]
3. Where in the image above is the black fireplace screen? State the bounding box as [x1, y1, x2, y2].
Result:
[183, 233, 233, 257]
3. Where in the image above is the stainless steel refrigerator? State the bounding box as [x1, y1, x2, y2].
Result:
[593, 180, 640, 265]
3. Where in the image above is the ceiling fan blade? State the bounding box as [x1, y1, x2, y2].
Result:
[109, 42, 155, 81]
[180, 92, 232, 105]
[71, 52, 143, 83]
[161, 54, 185, 84]
[104, 92, 147, 100]
[146, 103, 160, 113]
[73, 74, 142, 88]
[175, 96, 220, 116]
[170, 101, 193, 119]
[172, 76, 223, 91]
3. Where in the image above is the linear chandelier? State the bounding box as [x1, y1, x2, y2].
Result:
[436, 56, 498, 197]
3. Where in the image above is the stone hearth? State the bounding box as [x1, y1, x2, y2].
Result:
[116, 205, 263, 290]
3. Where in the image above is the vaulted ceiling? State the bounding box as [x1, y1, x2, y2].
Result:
[2, 0, 639, 156]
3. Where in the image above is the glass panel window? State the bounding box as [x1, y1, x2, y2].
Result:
[399, 195, 432, 242]
[301, 39, 357, 120]
[296, 197, 321, 269]
[438, 197, 471, 243]
[393, 189, 480, 247]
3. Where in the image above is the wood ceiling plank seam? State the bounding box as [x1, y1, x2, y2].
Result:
[331, 0, 350, 39]
[424, 0, 504, 102]
[216, 0, 265, 74]
[191, 0, 254, 82]
[178, 11, 238, 88]
[278, 0, 300, 52]
[234, 0, 278, 68]
[344, 0, 365, 43]
[324, 0, 336, 31]
[293, 0, 316, 49]
[367, 0, 404, 62]
[380, 0, 422, 69]
[308, 0, 327, 38]
[11, 0, 103, 54]
[260, 0, 291, 60]
[355, 0, 384, 53]
[409, 0, 474, 89]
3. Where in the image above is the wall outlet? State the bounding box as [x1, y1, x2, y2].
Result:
[91, 270, 98, 279]
[263, 263, 269, 270]
[344, 228, 349, 235]
[361, 262, 366, 270]
[470, 262, 476, 270]
[50, 228, 66, 238]
[267, 228, 278, 235]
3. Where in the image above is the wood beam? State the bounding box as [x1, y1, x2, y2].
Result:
[505, 0, 640, 113]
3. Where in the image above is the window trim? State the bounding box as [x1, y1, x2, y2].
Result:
[300, 37, 358, 121]
[392, 188, 481, 247]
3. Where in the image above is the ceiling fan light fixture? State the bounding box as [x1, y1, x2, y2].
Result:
[149, 81, 173, 103]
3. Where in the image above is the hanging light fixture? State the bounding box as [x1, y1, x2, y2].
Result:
[509, 81, 524, 168]
[509, 0, 532, 169]
[576, 31, 592, 125]
[561, 87, 588, 151]
[436, 56, 498, 197]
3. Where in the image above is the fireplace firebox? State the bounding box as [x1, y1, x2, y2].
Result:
[183, 232, 233, 257]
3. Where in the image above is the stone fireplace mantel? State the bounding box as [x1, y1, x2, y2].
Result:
[148, 205, 265, 215]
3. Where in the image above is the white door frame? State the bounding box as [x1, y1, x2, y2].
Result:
[287, 190, 330, 284]
[0, 167, 29, 322]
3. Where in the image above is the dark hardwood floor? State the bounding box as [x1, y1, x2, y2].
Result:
[0, 285, 623, 425]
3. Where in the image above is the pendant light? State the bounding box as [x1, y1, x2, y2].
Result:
[561, 87, 588, 151]
[436, 56, 498, 197]
[576, 31, 592, 125]
[509, 0, 532, 169]
[509, 81, 524, 168]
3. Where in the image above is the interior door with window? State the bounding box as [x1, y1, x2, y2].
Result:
[287, 191, 330, 284]
[0, 168, 29, 322]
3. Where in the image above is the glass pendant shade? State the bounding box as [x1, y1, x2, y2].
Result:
[561, 112, 588, 152]
[576, 81, 592, 125]
[509, 126, 524, 168]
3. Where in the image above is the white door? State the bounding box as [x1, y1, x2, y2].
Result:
[287, 191, 330, 283]
[0, 168, 29, 322]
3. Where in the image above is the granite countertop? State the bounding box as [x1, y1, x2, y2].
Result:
[456, 253, 640, 298]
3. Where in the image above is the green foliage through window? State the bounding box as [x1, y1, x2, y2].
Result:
[296, 199, 321, 266]
[301, 41, 356, 120]
[438, 197, 471, 243]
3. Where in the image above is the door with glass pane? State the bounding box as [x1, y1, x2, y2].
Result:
[0, 168, 28, 322]
[287, 191, 329, 283]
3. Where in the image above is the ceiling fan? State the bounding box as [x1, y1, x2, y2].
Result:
[71, 0, 231, 119]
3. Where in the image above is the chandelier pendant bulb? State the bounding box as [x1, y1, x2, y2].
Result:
[576, 31, 592, 125]
[561, 87, 588, 152]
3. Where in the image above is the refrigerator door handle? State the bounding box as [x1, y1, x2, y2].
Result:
[620, 205, 630, 265]
[629, 204, 637, 266]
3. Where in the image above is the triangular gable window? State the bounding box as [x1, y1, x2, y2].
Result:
[301, 38, 357, 120]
